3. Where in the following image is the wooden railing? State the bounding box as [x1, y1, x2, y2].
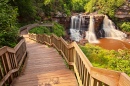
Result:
[0, 39, 27, 86]
[29, 33, 130, 86]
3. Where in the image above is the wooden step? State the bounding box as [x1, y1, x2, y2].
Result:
[11, 36, 78, 86]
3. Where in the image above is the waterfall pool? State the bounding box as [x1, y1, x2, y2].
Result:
[95, 38, 130, 50]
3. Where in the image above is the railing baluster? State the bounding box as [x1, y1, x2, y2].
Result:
[93, 79, 98, 86]
[82, 65, 85, 85]
[83, 67, 87, 86]
[80, 59, 84, 82]
[0, 57, 4, 80]
[77, 55, 80, 76]
[5, 52, 13, 83]
[98, 81, 103, 86]
[87, 72, 91, 86]
[1, 55, 8, 76]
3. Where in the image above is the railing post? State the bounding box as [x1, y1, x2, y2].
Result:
[69, 47, 75, 69]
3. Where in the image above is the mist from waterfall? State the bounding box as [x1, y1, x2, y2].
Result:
[85, 16, 99, 43]
[103, 15, 127, 40]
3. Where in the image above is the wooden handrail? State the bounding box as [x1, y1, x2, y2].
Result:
[0, 39, 27, 86]
[28, 33, 130, 86]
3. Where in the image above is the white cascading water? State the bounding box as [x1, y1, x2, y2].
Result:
[103, 15, 127, 40]
[70, 16, 82, 41]
[85, 16, 99, 43]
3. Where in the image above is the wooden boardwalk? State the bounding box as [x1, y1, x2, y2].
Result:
[11, 35, 78, 86]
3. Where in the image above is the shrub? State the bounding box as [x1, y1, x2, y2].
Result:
[0, 28, 18, 48]
[80, 44, 130, 76]
[29, 26, 50, 35]
[52, 22, 65, 37]
[29, 22, 65, 37]
[121, 22, 130, 32]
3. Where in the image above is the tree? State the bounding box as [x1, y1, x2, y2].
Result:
[84, 0, 96, 13]
[72, 0, 89, 12]
[14, 0, 37, 22]
[84, 0, 125, 18]
[41, 0, 73, 17]
[0, 0, 18, 47]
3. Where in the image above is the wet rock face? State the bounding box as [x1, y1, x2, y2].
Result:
[94, 16, 104, 38]
[80, 17, 90, 31]
[115, 1, 130, 19]
[94, 16, 104, 31]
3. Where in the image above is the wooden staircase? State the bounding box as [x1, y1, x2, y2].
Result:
[11, 35, 78, 86]
[1, 24, 130, 86]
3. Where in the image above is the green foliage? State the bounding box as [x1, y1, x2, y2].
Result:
[116, 0, 126, 7]
[0, 28, 18, 48]
[33, 0, 88, 17]
[29, 26, 50, 35]
[43, 0, 53, 5]
[29, 22, 65, 37]
[42, 0, 72, 16]
[0, 0, 18, 29]
[72, 0, 89, 12]
[14, 0, 37, 22]
[84, 0, 125, 18]
[84, 0, 97, 13]
[0, 0, 18, 48]
[80, 44, 130, 76]
[63, 4, 71, 16]
[52, 22, 65, 37]
[121, 22, 130, 32]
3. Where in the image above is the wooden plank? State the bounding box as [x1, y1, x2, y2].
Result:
[118, 73, 130, 86]
[0, 47, 7, 56]
[12, 37, 78, 86]
[91, 67, 120, 86]
[6, 47, 15, 53]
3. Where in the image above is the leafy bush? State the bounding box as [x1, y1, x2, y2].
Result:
[52, 22, 65, 37]
[29, 26, 50, 35]
[0, 28, 18, 48]
[80, 44, 130, 76]
[29, 22, 65, 37]
[121, 22, 130, 32]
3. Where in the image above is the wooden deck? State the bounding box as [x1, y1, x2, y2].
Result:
[11, 35, 78, 86]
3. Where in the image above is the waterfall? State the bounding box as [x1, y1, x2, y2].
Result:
[103, 15, 127, 40]
[85, 16, 99, 43]
[70, 15, 82, 41]
[69, 14, 126, 43]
